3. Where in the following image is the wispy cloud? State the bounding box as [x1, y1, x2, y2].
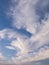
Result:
[5, 46, 15, 50]
[1, 0, 49, 64]
[0, 53, 5, 60]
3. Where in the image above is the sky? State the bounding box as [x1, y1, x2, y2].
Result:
[0, 0, 49, 65]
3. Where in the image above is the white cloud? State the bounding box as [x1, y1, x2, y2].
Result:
[11, 38, 26, 53]
[30, 17, 49, 49]
[33, 49, 49, 61]
[0, 53, 5, 60]
[0, 24, 49, 64]
[0, 29, 17, 39]
[10, 46, 49, 65]
[9, 0, 40, 34]
[5, 46, 15, 50]
[0, 29, 7, 39]
[2, 0, 49, 64]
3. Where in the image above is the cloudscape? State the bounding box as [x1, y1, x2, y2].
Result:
[0, 0, 49, 65]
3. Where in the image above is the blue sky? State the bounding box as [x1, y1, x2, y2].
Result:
[0, 0, 49, 65]
[0, 0, 12, 30]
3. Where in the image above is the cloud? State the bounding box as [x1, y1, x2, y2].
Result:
[0, 29, 7, 39]
[0, 26, 49, 64]
[0, 29, 17, 39]
[30, 16, 49, 49]
[11, 37, 26, 53]
[0, 53, 5, 60]
[1, 0, 49, 64]
[5, 46, 15, 50]
[7, 0, 40, 34]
